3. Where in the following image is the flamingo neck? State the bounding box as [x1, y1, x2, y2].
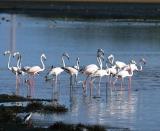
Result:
[62, 56, 65, 67]
[109, 56, 114, 65]
[105, 61, 109, 69]
[17, 55, 21, 69]
[76, 59, 80, 70]
[97, 57, 103, 70]
[41, 56, 45, 71]
[138, 63, 143, 71]
[8, 53, 12, 70]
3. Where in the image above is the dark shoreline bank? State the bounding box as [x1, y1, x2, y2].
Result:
[1, 1, 160, 19]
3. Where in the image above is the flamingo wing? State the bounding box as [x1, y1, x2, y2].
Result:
[28, 66, 41, 75]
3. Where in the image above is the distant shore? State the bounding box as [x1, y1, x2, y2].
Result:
[1, 1, 160, 19]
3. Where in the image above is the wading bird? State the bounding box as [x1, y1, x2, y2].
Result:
[24, 53, 46, 97]
[113, 58, 146, 89]
[45, 52, 70, 84]
[62, 56, 80, 87]
[89, 54, 110, 95]
[4, 50, 22, 95]
[108, 54, 127, 72]
[24, 112, 32, 127]
[80, 49, 104, 93]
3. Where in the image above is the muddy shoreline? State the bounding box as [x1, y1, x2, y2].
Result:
[1, 1, 160, 19]
[0, 94, 130, 130]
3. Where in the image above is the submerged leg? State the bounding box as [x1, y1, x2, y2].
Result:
[89, 77, 95, 96]
[128, 76, 132, 89]
[15, 75, 19, 95]
[82, 75, 89, 93]
[97, 77, 102, 96]
[121, 78, 123, 90]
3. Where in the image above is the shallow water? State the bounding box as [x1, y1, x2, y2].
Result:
[0, 13, 160, 130]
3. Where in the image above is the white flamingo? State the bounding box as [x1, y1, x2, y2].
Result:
[89, 55, 110, 95]
[80, 49, 104, 92]
[26, 53, 46, 75]
[62, 56, 80, 87]
[4, 50, 19, 74]
[24, 53, 46, 97]
[105, 61, 117, 84]
[45, 52, 69, 83]
[13, 52, 26, 75]
[4, 50, 21, 95]
[113, 58, 146, 89]
[108, 54, 127, 71]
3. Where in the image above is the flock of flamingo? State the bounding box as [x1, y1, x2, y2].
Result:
[3, 49, 146, 97]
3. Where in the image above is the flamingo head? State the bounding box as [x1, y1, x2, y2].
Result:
[130, 60, 136, 65]
[108, 54, 114, 64]
[76, 57, 80, 64]
[97, 53, 104, 61]
[41, 53, 47, 61]
[13, 52, 20, 57]
[13, 52, 21, 60]
[62, 52, 69, 60]
[3, 50, 11, 55]
[97, 48, 104, 56]
[140, 58, 146, 65]
[108, 54, 114, 60]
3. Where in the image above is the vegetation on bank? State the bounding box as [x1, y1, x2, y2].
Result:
[0, 94, 68, 113]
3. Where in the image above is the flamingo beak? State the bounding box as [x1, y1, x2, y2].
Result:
[97, 48, 104, 56]
[63, 52, 70, 60]
[140, 58, 146, 65]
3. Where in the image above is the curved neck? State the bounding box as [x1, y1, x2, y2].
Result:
[138, 63, 142, 71]
[62, 56, 65, 67]
[7, 53, 12, 70]
[97, 57, 103, 70]
[105, 61, 109, 69]
[76, 59, 80, 70]
[17, 55, 21, 69]
[41, 56, 45, 71]
[110, 56, 114, 65]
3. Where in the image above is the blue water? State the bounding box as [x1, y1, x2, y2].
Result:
[0, 13, 160, 130]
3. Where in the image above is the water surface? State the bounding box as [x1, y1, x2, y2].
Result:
[0, 14, 160, 130]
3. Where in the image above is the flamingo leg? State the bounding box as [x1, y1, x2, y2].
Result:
[55, 75, 59, 103]
[121, 78, 123, 90]
[112, 78, 117, 90]
[96, 76, 101, 96]
[89, 77, 95, 96]
[74, 74, 78, 86]
[82, 75, 89, 93]
[15, 75, 19, 95]
[128, 76, 132, 89]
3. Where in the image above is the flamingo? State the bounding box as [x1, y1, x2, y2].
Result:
[45, 52, 69, 83]
[113, 66, 134, 89]
[105, 61, 117, 85]
[24, 53, 46, 97]
[45, 53, 69, 102]
[26, 53, 46, 75]
[80, 49, 104, 92]
[13, 51, 26, 76]
[108, 54, 127, 72]
[62, 56, 80, 87]
[113, 58, 146, 89]
[4, 50, 21, 95]
[89, 55, 110, 95]
[4, 50, 19, 74]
